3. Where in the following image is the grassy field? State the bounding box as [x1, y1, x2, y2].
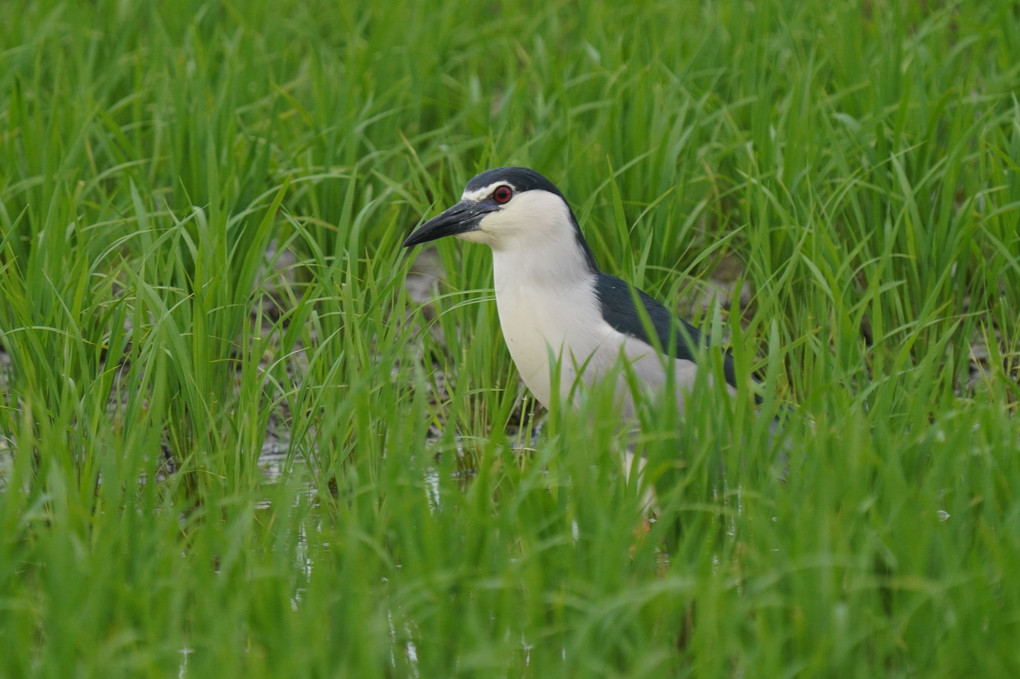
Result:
[2, 0, 1019, 676]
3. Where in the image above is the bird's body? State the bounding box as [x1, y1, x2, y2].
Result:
[494, 263, 709, 417]
[404, 167, 744, 419]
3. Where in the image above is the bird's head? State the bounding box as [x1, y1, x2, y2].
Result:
[403, 167, 598, 272]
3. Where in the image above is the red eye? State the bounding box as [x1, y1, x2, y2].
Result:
[492, 185, 513, 204]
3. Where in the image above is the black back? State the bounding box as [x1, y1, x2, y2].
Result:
[594, 274, 741, 390]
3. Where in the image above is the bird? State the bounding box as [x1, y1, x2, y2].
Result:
[403, 166, 757, 423]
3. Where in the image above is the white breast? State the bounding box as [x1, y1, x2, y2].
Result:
[492, 266, 596, 405]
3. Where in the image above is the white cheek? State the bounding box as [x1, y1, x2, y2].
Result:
[476, 210, 505, 230]
[459, 211, 507, 244]
[455, 229, 493, 245]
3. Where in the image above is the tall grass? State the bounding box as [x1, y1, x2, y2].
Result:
[1, 0, 1018, 676]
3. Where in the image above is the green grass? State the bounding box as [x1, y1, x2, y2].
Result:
[1, 0, 1019, 676]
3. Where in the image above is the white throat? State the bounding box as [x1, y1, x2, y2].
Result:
[486, 208, 604, 408]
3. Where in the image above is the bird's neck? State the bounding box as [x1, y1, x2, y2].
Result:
[489, 233, 603, 409]
[490, 230, 596, 293]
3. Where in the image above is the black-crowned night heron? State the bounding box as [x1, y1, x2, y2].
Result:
[404, 166, 760, 423]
